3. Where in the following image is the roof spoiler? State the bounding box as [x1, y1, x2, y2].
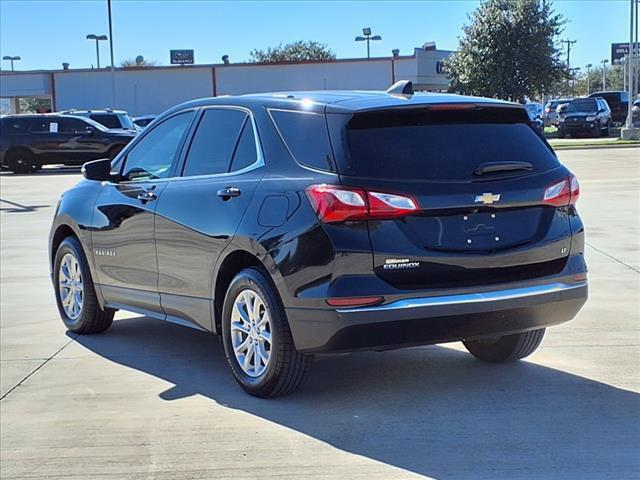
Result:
[386, 80, 414, 96]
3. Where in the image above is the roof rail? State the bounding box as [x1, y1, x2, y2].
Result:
[386, 80, 414, 96]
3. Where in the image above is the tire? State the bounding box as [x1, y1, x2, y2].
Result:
[463, 328, 545, 363]
[603, 122, 611, 137]
[593, 124, 601, 138]
[221, 267, 312, 397]
[5, 149, 39, 174]
[53, 236, 114, 334]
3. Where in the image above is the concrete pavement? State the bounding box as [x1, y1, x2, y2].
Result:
[1, 150, 639, 479]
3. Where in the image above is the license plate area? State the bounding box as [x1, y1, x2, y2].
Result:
[407, 208, 545, 252]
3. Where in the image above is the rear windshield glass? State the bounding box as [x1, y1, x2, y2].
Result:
[339, 107, 558, 181]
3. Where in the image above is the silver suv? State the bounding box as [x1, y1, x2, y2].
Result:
[61, 109, 138, 132]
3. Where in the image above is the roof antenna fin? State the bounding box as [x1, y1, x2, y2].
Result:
[386, 80, 414, 96]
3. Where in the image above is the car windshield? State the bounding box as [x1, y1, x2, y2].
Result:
[567, 99, 597, 113]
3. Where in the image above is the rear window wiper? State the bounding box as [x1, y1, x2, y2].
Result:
[473, 161, 533, 176]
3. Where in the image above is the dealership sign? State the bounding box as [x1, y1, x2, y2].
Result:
[611, 42, 639, 63]
[170, 49, 195, 65]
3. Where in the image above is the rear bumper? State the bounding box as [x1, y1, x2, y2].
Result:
[286, 281, 588, 353]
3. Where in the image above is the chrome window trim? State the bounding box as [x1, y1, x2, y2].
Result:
[336, 282, 587, 313]
[173, 105, 265, 181]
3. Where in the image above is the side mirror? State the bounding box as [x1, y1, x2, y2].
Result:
[598, 108, 605, 113]
[82, 158, 116, 182]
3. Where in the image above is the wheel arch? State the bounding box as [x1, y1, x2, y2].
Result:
[49, 219, 106, 309]
[212, 243, 285, 335]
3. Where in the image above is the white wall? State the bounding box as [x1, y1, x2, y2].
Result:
[0, 51, 454, 115]
[216, 60, 393, 95]
[54, 67, 214, 115]
[0, 73, 51, 97]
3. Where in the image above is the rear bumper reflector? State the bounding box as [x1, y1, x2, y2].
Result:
[335, 281, 587, 313]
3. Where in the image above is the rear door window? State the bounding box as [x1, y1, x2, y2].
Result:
[182, 108, 247, 177]
[59, 118, 91, 134]
[228, 119, 259, 172]
[334, 107, 558, 181]
[90, 114, 121, 129]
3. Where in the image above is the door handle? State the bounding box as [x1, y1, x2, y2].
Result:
[137, 190, 157, 202]
[217, 186, 241, 200]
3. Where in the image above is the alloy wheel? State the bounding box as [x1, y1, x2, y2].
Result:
[230, 289, 272, 377]
[58, 253, 84, 319]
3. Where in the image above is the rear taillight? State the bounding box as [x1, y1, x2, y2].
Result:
[305, 184, 419, 223]
[543, 174, 580, 206]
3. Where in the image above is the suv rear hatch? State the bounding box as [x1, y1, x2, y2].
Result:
[326, 103, 576, 290]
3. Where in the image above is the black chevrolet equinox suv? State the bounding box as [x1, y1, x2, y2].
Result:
[49, 84, 588, 397]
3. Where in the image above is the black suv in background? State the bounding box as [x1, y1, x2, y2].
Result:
[557, 97, 612, 138]
[49, 86, 588, 397]
[0, 114, 135, 173]
[588, 91, 629, 126]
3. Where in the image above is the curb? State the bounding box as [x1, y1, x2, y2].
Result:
[551, 143, 640, 151]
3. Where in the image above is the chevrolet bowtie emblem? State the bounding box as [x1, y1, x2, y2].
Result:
[475, 193, 501, 204]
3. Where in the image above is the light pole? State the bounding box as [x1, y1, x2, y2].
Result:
[585, 64, 592, 94]
[616, 57, 627, 91]
[107, 0, 116, 108]
[355, 27, 382, 59]
[570, 67, 581, 96]
[601, 59, 609, 91]
[2, 55, 21, 71]
[86, 34, 108, 68]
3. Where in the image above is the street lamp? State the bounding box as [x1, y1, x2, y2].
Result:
[2, 55, 21, 71]
[355, 27, 382, 59]
[86, 34, 108, 68]
[601, 59, 609, 91]
[585, 64, 592, 95]
[570, 67, 581, 96]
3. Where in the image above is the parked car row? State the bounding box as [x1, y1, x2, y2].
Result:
[544, 93, 630, 138]
[0, 109, 158, 173]
[0, 114, 136, 173]
[557, 97, 613, 138]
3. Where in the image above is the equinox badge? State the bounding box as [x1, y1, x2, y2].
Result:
[475, 192, 501, 205]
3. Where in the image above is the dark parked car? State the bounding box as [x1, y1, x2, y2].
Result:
[61, 109, 139, 131]
[543, 98, 572, 126]
[588, 91, 629, 126]
[49, 86, 588, 397]
[524, 102, 544, 136]
[0, 114, 136, 173]
[557, 97, 612, 138]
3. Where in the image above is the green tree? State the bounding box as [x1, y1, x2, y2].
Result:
[249, 40, 336, 63]
[18, 97, 52, 114]
[119, 58, 158, 68]
[445, 0, 566, 102]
